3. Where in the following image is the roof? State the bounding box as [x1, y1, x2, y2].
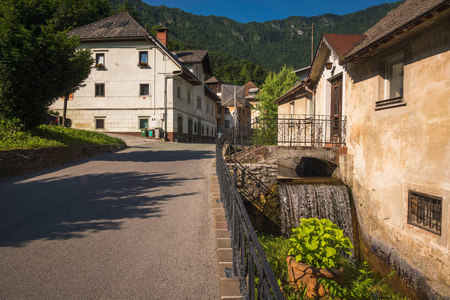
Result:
[69, 12, 203, 86]
[69, 12, 148, 41]
[344, 0, 450, 60]
[275, 81, 310, 105]
[243, 81, 259, 97]
[307, 33, 365, 84]
[322, 34, 367, 57]
[205, 76, 225, 84]
[172, 50, 213, 75]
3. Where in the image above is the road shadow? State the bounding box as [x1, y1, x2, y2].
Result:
[95, 149, 215, 163]
[0, 171, 198, 247]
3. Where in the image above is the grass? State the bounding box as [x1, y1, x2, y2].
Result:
[0, 125, 125, 150]
[257, 232, 408, 300]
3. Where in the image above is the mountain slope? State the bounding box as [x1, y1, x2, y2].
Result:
[109, 0, 402, 71]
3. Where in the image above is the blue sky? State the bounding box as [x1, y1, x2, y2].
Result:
[143, 0, 397, 23]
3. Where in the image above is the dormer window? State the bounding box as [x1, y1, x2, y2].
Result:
[95, 53, 105, 69]
[138, 51, 148, 67]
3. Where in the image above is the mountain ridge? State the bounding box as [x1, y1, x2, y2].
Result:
[108, 0, 403, 76]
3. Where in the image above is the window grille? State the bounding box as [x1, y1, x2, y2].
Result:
[95, 118, 105, 129]
[408, 190, 442, 235]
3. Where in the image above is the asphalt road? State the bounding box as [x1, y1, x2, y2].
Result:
[0, 136, 220, 299]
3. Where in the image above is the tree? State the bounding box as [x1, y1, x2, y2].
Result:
[253, 65, 298, 144]
[0, 0, 96, 129]
[52, 0, 111, 31]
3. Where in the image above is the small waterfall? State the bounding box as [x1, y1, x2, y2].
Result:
[279, 183, 353, 243]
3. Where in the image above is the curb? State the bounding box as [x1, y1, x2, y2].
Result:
[211, 173, 244, 300]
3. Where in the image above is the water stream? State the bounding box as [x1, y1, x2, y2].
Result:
[278, 182, 353, 243]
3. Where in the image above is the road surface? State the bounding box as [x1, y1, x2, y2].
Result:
[0, 137, 220, 299]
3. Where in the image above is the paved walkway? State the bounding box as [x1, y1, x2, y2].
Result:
[0, 136, 221, 299]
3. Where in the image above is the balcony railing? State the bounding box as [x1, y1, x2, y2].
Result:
[219, 114, 347, 147]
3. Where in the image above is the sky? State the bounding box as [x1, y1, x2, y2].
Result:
[143, 0, 397, 23]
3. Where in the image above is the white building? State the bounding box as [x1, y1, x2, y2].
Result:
[50, 12, 220, 142]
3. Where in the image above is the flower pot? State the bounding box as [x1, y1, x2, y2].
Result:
[286, 256, 344, 299]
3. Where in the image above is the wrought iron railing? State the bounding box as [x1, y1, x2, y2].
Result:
[218, 114, 346, 147]
[216, 137, 284, 300]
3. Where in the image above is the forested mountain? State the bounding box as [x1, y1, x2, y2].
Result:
[108, 0, 402, 84]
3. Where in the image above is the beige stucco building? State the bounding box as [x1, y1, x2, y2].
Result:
[339, 1, 450, 297]
[50, 12, 220, 142]
[275, 0, 449, 297]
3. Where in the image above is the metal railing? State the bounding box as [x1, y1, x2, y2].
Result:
[216, 137, 284, 300]
[218, 114, 347, 147]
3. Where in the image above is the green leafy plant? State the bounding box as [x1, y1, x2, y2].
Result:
[288, 218, 354, 269]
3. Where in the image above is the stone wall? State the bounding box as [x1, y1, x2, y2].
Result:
[229, 163, 278, 199]
[0, 144, 125, 178]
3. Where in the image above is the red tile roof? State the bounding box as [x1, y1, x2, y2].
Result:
[322, 34, 367, 57]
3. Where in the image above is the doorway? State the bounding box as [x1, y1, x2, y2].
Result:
[330, 76, 342, 144]
[188, 119, 193, 142]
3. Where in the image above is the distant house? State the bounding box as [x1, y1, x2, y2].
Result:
[243, 81, 260, 122]
[50, 12, 220, 142]
[206, 77, 252, 131]
[274, 0, 450, 297]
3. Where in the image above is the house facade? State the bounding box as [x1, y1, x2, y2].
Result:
[50, 12, 220, 142]
[274, 0, 449, 297]
[206, 78, 252, 131]
[339, 1, 450, 297]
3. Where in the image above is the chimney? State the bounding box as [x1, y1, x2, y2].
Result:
[156, 27, 169, 47]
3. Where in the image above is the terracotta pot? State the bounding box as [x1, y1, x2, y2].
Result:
[286, 256, 344, 299]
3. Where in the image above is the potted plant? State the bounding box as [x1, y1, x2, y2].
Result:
[95, 63, 105, 69]
[286, 218, 353, 299]
[138, 61, 148, 67]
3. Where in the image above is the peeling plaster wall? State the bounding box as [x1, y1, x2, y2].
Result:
[341, 14, 450, 298]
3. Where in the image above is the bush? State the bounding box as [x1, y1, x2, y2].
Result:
[258, 229, 408, 299]
[0, 125, 124, 150]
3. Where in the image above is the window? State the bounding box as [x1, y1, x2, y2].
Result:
[201, 125, 204, 134]
[187, 92, 191, 103]
[95, 118, 105, 129]
[95, 53, 105, 68]
[207, 126, 209, 136]
[177, 87, 181, 98]
[140, 84, 149, 95]
[217, 106, 221, 114]
[139, 118, 149, 129]
[197, 97, 202, 109]
[139, 51, 148, 66]
[225, 120, 230, 128]
[194, 122, 197, 133]
[408, 190, 442, 235]
[376, 53, 405, 110]
[385, 54, 404, 99]
[207, 103, 209, 113]
[95, 83, 105, 97]
[225, 107, 230, 114]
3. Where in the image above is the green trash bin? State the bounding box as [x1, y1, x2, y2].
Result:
[141, 129, 148, 137]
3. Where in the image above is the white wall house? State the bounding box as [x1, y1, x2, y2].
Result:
[50, 12, 220, 142]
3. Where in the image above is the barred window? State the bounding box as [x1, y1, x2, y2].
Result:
[408, 191, 442, 235]
[95, 118, 105, 129]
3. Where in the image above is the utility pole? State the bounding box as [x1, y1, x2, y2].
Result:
[233, 85, 237, 145]
[310, 23, 314, 64]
